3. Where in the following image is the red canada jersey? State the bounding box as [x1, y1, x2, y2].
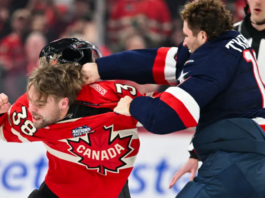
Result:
[0, 81, 141, 198]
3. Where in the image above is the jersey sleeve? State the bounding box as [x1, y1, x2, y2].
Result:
[78, 81, 143, 110]
[188, 138, 199, 159]
[105, 81, 143, 99]
[129, 50, 238, 134]
[0, 113, 8, 141]
[96, 47, 179, 85]
[0, 94, 42, 143]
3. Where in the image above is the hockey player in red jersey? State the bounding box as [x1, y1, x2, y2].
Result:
[0, 38, 140, 198]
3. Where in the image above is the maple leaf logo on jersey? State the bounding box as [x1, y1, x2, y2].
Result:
[67, 125, 133, 175]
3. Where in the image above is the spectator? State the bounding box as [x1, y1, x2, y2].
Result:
[0, 9, 30, 103]
[0, 9, 30, 71]
[61, 0, 94, 41]
[25, 32, 47, 74]
[27, 0, 69, 40]
[122, 33, 162, 94]
[30, 11, 57, 42]
[234, 0, 246, 22]
[124, 33, 146, 51]
[65, 0, 93, 27]
[73, 0, 92, 20]
[163, 18, 184, 47]
[0, 0, 12, 40]
[108, 0, 172, 52]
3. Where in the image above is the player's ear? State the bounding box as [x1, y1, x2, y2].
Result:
[200, 30, 207, 44]
[59, 97, 69, 110]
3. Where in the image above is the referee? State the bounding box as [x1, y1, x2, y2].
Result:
[234, 0, 265, 83]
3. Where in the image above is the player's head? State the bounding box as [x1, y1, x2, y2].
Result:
[39, 37, 102, 67]
[27, 64, 84, 129]
[27, 38, 102, 129]
[180, 0, 233, 53]
[246, 0, 265, 25]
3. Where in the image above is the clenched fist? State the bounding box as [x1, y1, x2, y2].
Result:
[82, 63, 100, 84]
[0, 93, 11, 114]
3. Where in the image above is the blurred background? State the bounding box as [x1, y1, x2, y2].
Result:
[0, 0, 245, 197]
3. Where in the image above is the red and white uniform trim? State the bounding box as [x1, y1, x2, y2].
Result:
[153, 47, 178, 85]
[161, 86, 200, 127]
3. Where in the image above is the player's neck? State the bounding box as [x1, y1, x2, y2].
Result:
[60, 106, 70, 120]
[252, 23, 265, 31]
[251, 16, 265, 31]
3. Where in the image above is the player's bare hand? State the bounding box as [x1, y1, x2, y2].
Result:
[82, 63, 100, 84]
[0, 93, 11, 114]
[169, 158, 198, 189]
[114, 96, 132, 116]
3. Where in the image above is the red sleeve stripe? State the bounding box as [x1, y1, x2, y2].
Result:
[259, 125, 265, 132]
[160, 87, 200, 127]
[153, 47, 178, 85]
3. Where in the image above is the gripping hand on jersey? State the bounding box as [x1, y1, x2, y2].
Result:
[82, 63, 100, 84]
[0, 93, 11, 114]
[114, 96, 132, 116]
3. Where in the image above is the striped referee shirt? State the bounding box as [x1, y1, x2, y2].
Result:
[234, 16, 265, 84]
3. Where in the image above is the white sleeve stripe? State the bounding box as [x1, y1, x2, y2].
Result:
[45, 143, 81, 164]
[11, 128, 30, 142]
[122, 156, 136, 169]
[109, 128, 139, 142]
[7, 105, 13, 125]
[136, 122, 143, 127]
[165, 87, 200, 122]
[0, 125, 6, 141]
[252, 117, 265, 125]
[164, 47, 178, 85]
[57, 118, 81, 124]
[188, 142, 194, 151]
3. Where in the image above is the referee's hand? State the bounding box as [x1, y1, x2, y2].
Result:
[169, 158, 198, 189]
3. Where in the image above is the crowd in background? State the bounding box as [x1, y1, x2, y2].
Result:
[0, 0, 246, 103]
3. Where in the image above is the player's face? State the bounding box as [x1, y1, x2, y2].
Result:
[248, 0, 265, 24]
[27, 85, 67, 129]
[182, 21, 203, 53]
